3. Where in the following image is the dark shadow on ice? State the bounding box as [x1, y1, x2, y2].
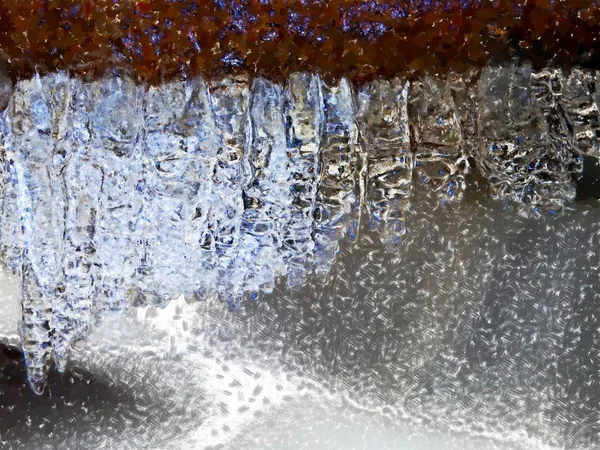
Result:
[0, 343, 138, 448]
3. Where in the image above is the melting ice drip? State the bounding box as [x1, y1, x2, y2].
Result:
[0, 61, 599, 394]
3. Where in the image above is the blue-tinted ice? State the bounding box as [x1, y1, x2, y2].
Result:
[0, 63, 599, 393]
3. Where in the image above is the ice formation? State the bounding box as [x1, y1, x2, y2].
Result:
[0, 62, 599, 394]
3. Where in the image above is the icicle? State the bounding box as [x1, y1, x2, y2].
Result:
[91, 75, 144, 312]
[10, 74, 69, 393]
[55, 78, 102, 371]
[532, 68, 583, 176]
[410, 74, 469, 204]
[208, 76, 250, 308]
[560, 68, 600, 157]
[237, 77, 289, 298]
[477, 62, 575, 217]
[283, 72, 323, 289]
[0, 71, 12, 271]
[358, 78, 412, 247]
[313, 77, 360, 277]
[140, 78, 218, 304]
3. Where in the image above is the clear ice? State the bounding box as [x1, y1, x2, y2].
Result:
[358, 77, 412, 246]
[477, 62, 578, 216]
[0, 63, 599, 393]
[410, 74, 469, 203]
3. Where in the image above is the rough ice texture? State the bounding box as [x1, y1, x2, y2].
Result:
[283, 73, 323, 288]
[410, 74, 469, 204]
[238, 78, 288, 297]
[0, 63, 599, 394]
[561, 68, 600, 157]
[9, 75, 69, 394]
[208, 76, 250, 308]
[140, 78, 217, 303]
[358, 77, 413, 246]
[476, 62, 578, 217]
[313, 78, 360, 278]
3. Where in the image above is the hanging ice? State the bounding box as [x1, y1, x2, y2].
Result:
[0, 70, 15, 272]
[91, 75, 145, 315]
[0, 64, 599, 394]
[237, 77, 289, 298]
[140, 78, 218, 304]
[283, 73, 323, 288]
[54, 77, 102, 372]
[208, 76, 250, 308]
[561, 68, 600, 157]
[313, 77, 360, 277]
[9, 74, 69, 394]
[476, 62, 576, 216]
[410, 74, 469, 203]
[531, 68, 583, 176]
[358, 78, 412, 246]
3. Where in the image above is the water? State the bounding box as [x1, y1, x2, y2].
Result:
[0, 63, 598, 400]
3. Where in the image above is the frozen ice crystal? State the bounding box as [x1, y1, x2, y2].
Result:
[0, 71, 20, 275]
[0, 150, 22, 273]
[52, 77, 99, 372]
[0, 71, 12, 271]
[358, 78, 412, 246]
[447, 69, 479, 149]
[477, 62, 576, 217]
[560, 68, 600, 157]
[91, 76, 145, 313]
[9, 74, 70, 394]
[208, 76, 250, 307]
[283, 73, 323, 288]
[237, 77, 288, 298]
[313, 77, 360, 277]
[531, 68, 583, 176]
[1, 65, 599, 394]
[140, 78, 218, 304]
[410, 74, 469, 203]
